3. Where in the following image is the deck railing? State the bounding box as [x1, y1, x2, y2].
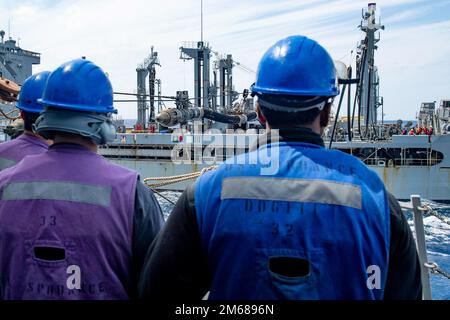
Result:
[363, 158, 442, 167]
[400, 195, 450, 300]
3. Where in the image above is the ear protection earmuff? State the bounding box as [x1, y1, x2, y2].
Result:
[32, 114, 50, 139]
[97, 119, 117, 144]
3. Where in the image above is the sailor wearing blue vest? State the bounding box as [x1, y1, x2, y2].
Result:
[0, 58, 164, 299]
[0, 72, 51, 171]
[138, 36, 422, 300]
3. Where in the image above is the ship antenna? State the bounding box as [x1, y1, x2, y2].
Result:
[8, 18, 11, 39]
[200, 0, 204, 42]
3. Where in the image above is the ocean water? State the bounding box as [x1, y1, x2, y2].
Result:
[155, 192, 450, 300]
[406, 202, 450, 300]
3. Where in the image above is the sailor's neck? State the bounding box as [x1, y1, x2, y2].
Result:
[23, 130, 52, 145]
[52, 135, 98, 153]
[265, 124, 325, 147]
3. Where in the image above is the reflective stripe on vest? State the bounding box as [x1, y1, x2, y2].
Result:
[221, 177, 362, 209]
[2, 181, 112, 207]
[0, 135, 48, 172]
[0, 157, 17, 170]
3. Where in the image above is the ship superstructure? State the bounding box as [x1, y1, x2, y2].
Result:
[0, 31, 40, 85]
[100, 3, 450, 202]
[0, 31, 40, 136]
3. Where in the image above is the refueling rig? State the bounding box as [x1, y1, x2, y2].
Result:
[120, 40, 259, 134]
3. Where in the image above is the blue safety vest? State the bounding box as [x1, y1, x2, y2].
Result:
[195, 141, 390, 300]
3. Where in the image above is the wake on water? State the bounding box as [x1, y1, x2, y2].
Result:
[156, 192, 450, 300]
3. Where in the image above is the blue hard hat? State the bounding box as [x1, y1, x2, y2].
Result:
[39, 58, 117, 114]
[252, 35, 339, 97]
[16, 71, 51, 113]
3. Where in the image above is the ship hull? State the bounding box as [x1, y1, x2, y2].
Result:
[100, 133, 450, 202]
[105, 157, 450, 202]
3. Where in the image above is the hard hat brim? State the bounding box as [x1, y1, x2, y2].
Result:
[38, 98, 118, 114]
[252, 86, 339, 97]
[15, 104, 43, 114]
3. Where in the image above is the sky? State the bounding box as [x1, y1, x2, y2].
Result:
[0, 0, 449, 120]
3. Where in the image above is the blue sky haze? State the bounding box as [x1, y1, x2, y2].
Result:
[0, 0, 449, 120]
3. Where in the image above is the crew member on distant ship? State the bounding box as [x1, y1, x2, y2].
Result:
[138, 35, 422, 300]
[0, 72, 51, 171]
[0, 59, 164, 300]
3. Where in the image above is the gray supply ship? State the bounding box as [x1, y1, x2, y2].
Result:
[1, 3, 450, 202]
[0, 29, 40, 138]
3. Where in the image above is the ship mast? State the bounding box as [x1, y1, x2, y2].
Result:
[357, 3, 384, 133]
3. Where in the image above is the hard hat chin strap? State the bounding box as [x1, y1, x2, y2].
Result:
[34, 109, 116, 145]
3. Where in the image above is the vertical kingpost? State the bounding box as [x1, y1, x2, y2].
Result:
[217, 54, 234, 112]
[136, 67, 147, 128]
[136, 47, 160, 129]
[202, 42, 211, 110]
[180, 41, 212, 110]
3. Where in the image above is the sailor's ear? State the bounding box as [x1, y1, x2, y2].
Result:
[319, 103, 332, 128]
[255, 102, 266, 126]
